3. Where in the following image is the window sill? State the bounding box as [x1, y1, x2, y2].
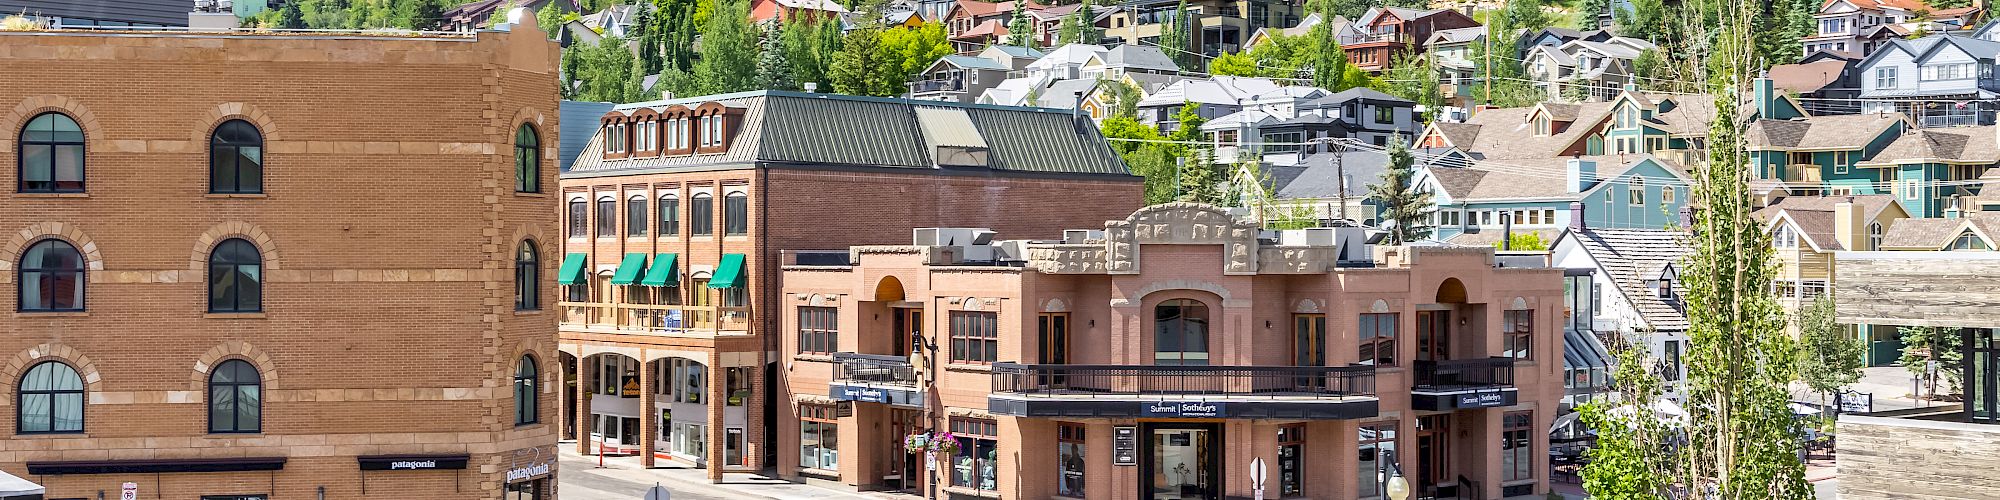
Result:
[204, 193, 267, 199]
[16, 311, 88, 318]
[945, 364, 993, 374]
[514, 309, 546, 316]
[793, 354, 833, 363]
[13, 432, 86, 438]
[203, 432, 263, 438]
[514, 192, 552, 198]
[15, 192, 88, 198]
[942, 486, 1001, 499]
[204, 312, 267, 319]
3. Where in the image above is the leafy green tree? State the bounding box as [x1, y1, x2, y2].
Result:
[1491, 232, 1549, 250]
[1797, 297, 1864, 415]
[1579, 343, 1676, 499]
[401, 0, 446, 30]
[536, 1, 569, 39]
[1208, 51, 1260, 77]
[1576, 0, 1610, 29]
[1176, 147, 1225, 204]
[781, 14, 842, 90]
[1056, 6, 1083, 45]
[1308, 1, 1345, 89]
[830, 27, 887, 95]
[1075, 0, 1102, 44]
[1671, 0, 1813, 494]
[1495, 0, 1553, 34]
[632, 5, 664, 75]
[880, 23, 953, 82]
[1161, 0, 1195, 70]
[1899, 325, 1963, 399]
[756, 21, 796, 90]
[1318, 0, 1372, 20]
[1561, 77, 1591, 102]
[1164, 102, 1206, 145]
[657, 0, 702, 73]
[1102, 79, 1140, 119]
[1365, 140, 1433, 244]
[693, 0, 760, 94]
[1378, 53, 1440, 121]
[573, 36, 644, 102]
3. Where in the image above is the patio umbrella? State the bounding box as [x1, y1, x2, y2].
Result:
[1790, 402, 1822, 416]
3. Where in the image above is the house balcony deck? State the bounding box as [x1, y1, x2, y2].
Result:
[987, 363, 1378, 419]
[828, 352, 924, 407]
[1339, 32, 1408, 46]
[558, 302, 753, 336]
[1410, 357, 1518, 411]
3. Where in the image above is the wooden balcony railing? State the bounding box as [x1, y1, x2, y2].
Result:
[558, 301, 752, 334]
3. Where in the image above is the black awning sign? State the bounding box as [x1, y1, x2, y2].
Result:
[357, 455, 470, 471]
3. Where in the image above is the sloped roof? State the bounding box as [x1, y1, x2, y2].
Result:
[1451, 101, 1615, 159]
[1272, 150, 1391, 199]
[1100, 45, 1179, 72]
[1426, 167, 1488, 199]
[956, 19, 1009, 38]
[940, 54, 1010, 71]
[1862, 125, 2000, 164]
[985, 45, 1045, 59]
[1566, 39, 1644, 60]
[570, 91, 1132, 177]
[1031, 43, 1110, 70]
[1136, 76, 1283, 107]
[1745, 113, 1904, 150]
[1426, 25, 1487, 46]
[1752, 194, 1902, 225]
[774, 0, 850, 12]
[1123, 72, 1191, 93]
[1823, 0, 1930, 12]
[1308, 87, 1413, 106]
[1560, 228, 1691, 331]
[1767, 60, 1851, 94]
[1448, 228, 1561, 247]
[1879, 216, 1981, 249]
[1031, 78, 1099, 108]
[1449, 155, 1676, 201]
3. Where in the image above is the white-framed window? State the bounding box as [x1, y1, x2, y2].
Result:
[1951, 231, 1989, 251]
[1903, 180, 1921, 200]
[1875, 67, 1898, 89]
[1867, 222, 1883, 250]
[1774, 224, 1798, 249]
[1628, 177, 1646, 206]
[1662, 186, 1676, 204]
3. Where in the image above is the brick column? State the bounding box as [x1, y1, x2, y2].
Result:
[576, 355, 592, 455]
[708, 351, 727, 483]
[640, 356, 657, 468]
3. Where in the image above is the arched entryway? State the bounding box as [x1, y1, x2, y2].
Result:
[578, 352, 643, 455]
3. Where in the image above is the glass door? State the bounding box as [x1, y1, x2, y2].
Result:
[1417, 415, 1451, 498]
[1040, 313, 1070, 388]
[885, 409, 923, 491]
[1145, 424, 1219, 500]
[1416, 311, 1450, 362]
[1294, 314, 1328, 390]
[895, 308, 922, 357]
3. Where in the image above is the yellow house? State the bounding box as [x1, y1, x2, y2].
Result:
[1755, 195, 1908, 362]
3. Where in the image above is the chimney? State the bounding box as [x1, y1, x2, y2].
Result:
[1754, 72, 1776, 119]
[1566, 159, 1597, 193]
[1569, 202, 1587, 230]
[1834, 201, 1864, 250]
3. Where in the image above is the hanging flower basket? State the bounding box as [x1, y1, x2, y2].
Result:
[904, 432, 932, 454]
[929, 431, 960, 455]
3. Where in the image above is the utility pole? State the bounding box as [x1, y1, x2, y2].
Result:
[1482, 0, 1492, 106]
[1334, 139, 1349, 222]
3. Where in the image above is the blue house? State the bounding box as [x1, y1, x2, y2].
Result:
[1854, 34, 2000, 127]
[1858, 125, 2000, 217]
[1415, 154, 1692, 245]
[1744, 111, 1908, 197]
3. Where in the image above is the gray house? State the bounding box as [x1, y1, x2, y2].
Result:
[1294, 87, 1418, 147]
[908, 45, 1043, 103]
[1855, 34, 2000, 126]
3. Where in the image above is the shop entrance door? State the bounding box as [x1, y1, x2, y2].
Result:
[1417, 414, 1453, 498]
[1142, 423, 1221, 500]
[894, 308, 922, 358]
[884, 409, 925, 492]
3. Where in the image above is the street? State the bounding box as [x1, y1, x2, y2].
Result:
[555, 447, 880, 500]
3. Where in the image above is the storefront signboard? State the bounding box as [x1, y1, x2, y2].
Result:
[1455, 390, 1510, 409]
[1141, 401, 1224, 418]
[1112, 426, 1138, 466]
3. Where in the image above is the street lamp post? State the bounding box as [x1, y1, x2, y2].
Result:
[1379, 448, 1411, 500]
[909, 334, 940, 500]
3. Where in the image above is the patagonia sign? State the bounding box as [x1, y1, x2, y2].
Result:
[357, 455, 469, 471]
[506, 463, 552, 482]
[1142, 401, 1224, 418]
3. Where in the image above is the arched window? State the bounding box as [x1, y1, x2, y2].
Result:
[208, 238, 263, 313]
[516, 240, 539, 311]
[724, 192, 748, 235]
[19, 112, 85, 193]
[515, 355, 539, 425]
[209, 119, 263, 194]
[515, 124, 540, 193]
[690, 193, 714, 235]
[596, 196, 617, 237]
[659, 195, 679, 236]
[20, 239, 84, 312]
[1153, 299, 1210, 366]
[567, 199, 587, 238]
[1867, 222, 1883, 251]
[18, 361, 83, 434]
[627, 195, 649, 237]
[208, 360, 261, 433]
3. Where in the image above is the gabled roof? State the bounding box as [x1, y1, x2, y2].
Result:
[771, 0, 849, 12]
[1135, 76, 1283, 107]
[1751, 194, 1904, 229]
[1029, 43, 1110, 71]
[572, 91, 1133, 177]
[1974, 18, 2000, 41]
[1564, 38, 1646, 60]
[1911, 33, 2000, 64]
[1271, 151, 1392, 199]
[937, 54, 1011, 71]
[955, 19, 1009, 39]
[1425, 25, 1487, 46]
[1744, 113, 1906, 150]
[1767, 59, 1852, 94]
[1095, 45, 1179, 72]
[1860, 125, 2000, 165]
[1199, 109, 1280, 131]
[1821, 0, 1930, 12]
[1441, 154, 1683, 202]
[1306, 87, 1413, 107]
[1879, 214, 2000, 249]
[1436, 101, 1615, 159]
[1553, 227, 1691, 331]
[984, 45, 1045, 59]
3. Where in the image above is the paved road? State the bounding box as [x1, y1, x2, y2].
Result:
[557, 452, 732, 500]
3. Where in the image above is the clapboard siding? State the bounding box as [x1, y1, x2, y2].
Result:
[0, 0, 189, 26]
[1838, 415, 2000, 500]
[1835, 253, 2000, 327]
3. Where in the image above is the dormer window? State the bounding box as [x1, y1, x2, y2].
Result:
[1773, 224, 1798, 249]
[1951, 230, 1989, 251]
[1652, 264, 1678, 298]
[1534, 114, 1552, 136]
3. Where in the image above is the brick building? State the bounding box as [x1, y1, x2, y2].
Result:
[0, 11, 561, 500]
[557, 91, 1142, 481]
[781, 203, 1564, 499]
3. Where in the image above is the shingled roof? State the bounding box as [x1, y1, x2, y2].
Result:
[1558, 228, 1691, 331]
[567, 91, 1134, 177]
[1878, 214, 2000, 250]
[1861, 125, 2000, 165]
[1745, 113, 1906, 150]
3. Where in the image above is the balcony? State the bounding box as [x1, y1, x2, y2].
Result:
[1783, 164, 1824, 184]
[987, 364, 1378, 419]
[908, 78, 964, 95]
[1410, 357, 1519, 411]
[1339, 32, 1407, 46]
[558, 302, 752, 335]
[828, 352, 924, 406]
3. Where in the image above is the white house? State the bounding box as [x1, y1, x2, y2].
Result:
[1550, 224, 1692, 401]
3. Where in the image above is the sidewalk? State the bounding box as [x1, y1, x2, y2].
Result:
[558, 445, 889, 500]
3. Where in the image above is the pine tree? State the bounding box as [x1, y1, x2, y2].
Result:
[1364, 140, 1433, 244]
[756, 21, 797, 90]
[1056, 7, 1083, 45]
[781, 15, 839, 90]
[658, 0, 702, 73]
[1076, 0, 1101, 44]
[1380, 53, 1440, 121]
[1005, 2, 1037, 49]
[1577, 0, 1611, 29]
[693, 0, 761, 94]
[280, 1, 307, 29]
[830, 27, 884, 95]
[1176, 147, 1225, 205]
[410, 0, 445, 30]
[633, 5, 664, 75]
[1161, 0, 1194, 70]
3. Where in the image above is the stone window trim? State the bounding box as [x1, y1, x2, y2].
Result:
[188, 341, 279, 394]
[0, 222, 105, 286]
[2, 97, 102, 192]
[187, 221, 282, 273]
[0, 343, 103, 407]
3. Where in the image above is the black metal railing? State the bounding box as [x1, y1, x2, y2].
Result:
[1411, 357, 1516, 390]
[831, 352, 916, 386]
[908, 78, 963, 94]
[990, 363, 1375, 398]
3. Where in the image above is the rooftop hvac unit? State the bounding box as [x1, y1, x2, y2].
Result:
[1278, 227, 1338, 247]
[912, 227, 996, 246]
[1062, 229, 1105, 244]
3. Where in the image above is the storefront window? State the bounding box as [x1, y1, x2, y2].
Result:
[594, 356, 638, 397]
[1279, 425, 1304, 497]
[1503, 411, 1533, 482]
[1058, 423, 1086, 497]
[726, 367, 750, 407]
[671, 358, 706, 404]
[674, 422, 707, 459]
[800, 405, 839, 471]
[1358, 421, 1397, 499]
[504, 478, 546, 500]
[952, 418, 999, 491]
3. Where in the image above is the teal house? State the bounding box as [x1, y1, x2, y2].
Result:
[1415, 154, 1693, 245]
[1857, 125, 1999, 218]
[1744, 112, 1908, 198]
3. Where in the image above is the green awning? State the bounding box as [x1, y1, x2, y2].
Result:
[609, 253, 648, 285]
[556, 253, 589, 285]
[708, 253, 746, 289]
[640, 253, 679, 287]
